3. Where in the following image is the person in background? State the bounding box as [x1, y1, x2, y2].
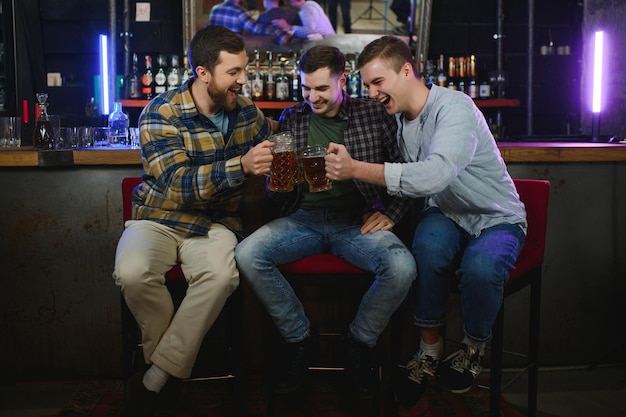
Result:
[209, 0, 292, 45]
[328, 0, 352, 33]
[258, 0, 302, 26]
[113, 25, 275, 417]
[272, 0, 335, 40]
[390, 0, 411, 35]
[323, 35, 527, 410]
[235, 45, 415, 399]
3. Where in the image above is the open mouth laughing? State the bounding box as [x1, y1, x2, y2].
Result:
[377, 94, 391, 105]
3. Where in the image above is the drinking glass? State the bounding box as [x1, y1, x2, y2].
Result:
[268, 132, 298, 192]
[78, 126, 92, 147]
[302, 144, 332, 192]
[92, 127, 110, 147]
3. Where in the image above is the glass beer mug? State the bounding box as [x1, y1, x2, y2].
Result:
[268, 131, 299, 192]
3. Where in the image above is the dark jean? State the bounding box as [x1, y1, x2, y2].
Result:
[412, 207, 526, 344]
[328, 0, 352, 33]
[235, 208, 416, 347]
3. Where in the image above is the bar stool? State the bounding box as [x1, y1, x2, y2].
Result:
[119, 177, 244, 410]
[486, 178, 550, 417]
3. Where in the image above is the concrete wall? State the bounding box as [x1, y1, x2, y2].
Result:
[1, 162, 625, 378]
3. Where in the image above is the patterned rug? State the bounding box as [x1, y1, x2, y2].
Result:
[57, 374, 518, 417]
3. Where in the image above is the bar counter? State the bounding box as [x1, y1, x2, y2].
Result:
[2, 141, 626, 167]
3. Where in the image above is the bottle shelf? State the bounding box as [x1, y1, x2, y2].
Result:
[475, 99, 520, 108]
[120, 98, 519, 110]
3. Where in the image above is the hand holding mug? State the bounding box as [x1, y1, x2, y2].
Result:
[241, 140, 274, 176]
[324, 142, 356, 181]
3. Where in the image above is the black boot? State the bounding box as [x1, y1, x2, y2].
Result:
[124, 370, 159, 417]
[342, 332, 379, 399]
[273, 328, 319, 394]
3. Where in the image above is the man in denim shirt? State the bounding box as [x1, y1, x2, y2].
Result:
[325, 36, 527, 408]
[113, 26, 274, 417]
[235, 45, 416, 399]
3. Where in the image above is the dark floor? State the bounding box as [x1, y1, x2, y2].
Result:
[1, 364, 625, 417]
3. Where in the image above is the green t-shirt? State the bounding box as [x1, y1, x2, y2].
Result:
[300, 113, 365, 211]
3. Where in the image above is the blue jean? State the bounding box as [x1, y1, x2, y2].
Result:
[235, 209, 416, 347]
[412, 208, 526, 344]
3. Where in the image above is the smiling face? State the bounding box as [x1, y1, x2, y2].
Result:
[359, 56, 408, 115]
[300, 67, 346, 118]
[197, 50, 248, 113]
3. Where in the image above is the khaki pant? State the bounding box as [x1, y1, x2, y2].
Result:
[113, 220, 239, 379]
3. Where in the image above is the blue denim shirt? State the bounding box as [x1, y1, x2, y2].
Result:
[384, 84, 526, 237]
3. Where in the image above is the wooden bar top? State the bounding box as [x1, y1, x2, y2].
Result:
[1, 142, 626, 167]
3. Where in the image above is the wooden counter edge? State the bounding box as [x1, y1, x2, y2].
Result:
[0, 149, 39, 166]
[72, 148, 142, 165]
[3, 142, 626, 167]
[498, 142, 626, 162]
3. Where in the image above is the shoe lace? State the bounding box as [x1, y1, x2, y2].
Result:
[450, 345, 482, 376]
[405, 351, 437, 384]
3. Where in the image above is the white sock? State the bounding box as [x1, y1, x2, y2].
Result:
[420, 337, 443, 360]
[462, 336, 485, 356]
[142, 364, 170, 393]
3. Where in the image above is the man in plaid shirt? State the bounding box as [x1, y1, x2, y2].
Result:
[113, 26, 275, 417]
[209, 0, 293, 45]
[235, 45, 416, 399]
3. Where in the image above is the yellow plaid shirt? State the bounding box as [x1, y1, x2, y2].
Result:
[132, 79, 273, 238]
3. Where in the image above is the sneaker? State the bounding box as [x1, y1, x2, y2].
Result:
[393, 350, 439, 409]
[342, 332, 379, 399]
[273, 328, 319, 394]
[392, 24, 409, 36]
[437, 344, 483, 394]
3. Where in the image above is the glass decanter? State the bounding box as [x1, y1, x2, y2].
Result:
[33, 93, 56, 149]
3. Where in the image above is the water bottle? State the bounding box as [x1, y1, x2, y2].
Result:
[108, 101, 129, 146]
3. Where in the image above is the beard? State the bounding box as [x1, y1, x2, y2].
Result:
[207, 78, 238, 112]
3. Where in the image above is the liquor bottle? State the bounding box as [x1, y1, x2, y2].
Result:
[21, 99, 31, 146]
[418, 53, 426, 83]
[436, 54, 447, 87]
[479, 81, 491, 99]
[33, 93, 56, 149]
[241, 54, 253, 99]
[108, 101, 129, 146]
[276, 62, 290, 101]
[467, 55, 479, 99]
[141, 55, 154, 100]
[290, 51, 301, 101]
[447, 56, 457, 90]
[265, 51, 276, 101]
[424, 59, 437, 85]
[85, 97, 99, 117]
[154, 54, 167, 94]
[167, 55, 181, 90]
[457, 56, 466, 94]
[251, 50, 264, 101]
[479, 64, 492, 99]
[347, 59, 360, 98]
[181, 55, 193, 84]
[126, 53, 142, 99]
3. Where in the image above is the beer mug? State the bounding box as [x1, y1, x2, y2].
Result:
[302, 144, 332, 192]
[268, 131, 298, 192]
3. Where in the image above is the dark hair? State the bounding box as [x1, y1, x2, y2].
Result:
[357, 35, 419, 78]
[298, 45, 346, 77]
[187, 25, 245, 77]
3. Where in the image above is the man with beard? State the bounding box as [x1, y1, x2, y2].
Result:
[235, 45, 416, 399]
[113, 25, 275, 417]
